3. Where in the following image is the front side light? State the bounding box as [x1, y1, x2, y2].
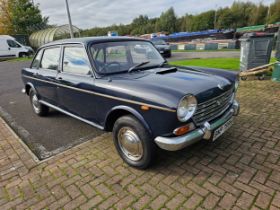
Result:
[177, 95, 197, 122]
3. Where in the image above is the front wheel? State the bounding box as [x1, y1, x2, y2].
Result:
[112, 115, 155, 169]
[29, 89, 49, 116]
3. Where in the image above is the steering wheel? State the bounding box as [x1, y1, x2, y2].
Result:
[99, 62, 121, 74]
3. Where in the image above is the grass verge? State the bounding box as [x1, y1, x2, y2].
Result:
[169, 57, 277, 71]
[172, 49, 240, 53]
[7, 57, 32, 62]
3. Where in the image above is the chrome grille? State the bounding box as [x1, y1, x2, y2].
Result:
[193, 89, 233, 125]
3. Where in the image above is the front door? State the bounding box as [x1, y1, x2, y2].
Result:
[56, 45, 98, 123]
[6, 39, 22, 57]
[35, 46, 61, 105]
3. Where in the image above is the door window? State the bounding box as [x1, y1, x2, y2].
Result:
[63, 46, 91, 75]
[40, 47, 61, 70]
[7, 40, 21, 48]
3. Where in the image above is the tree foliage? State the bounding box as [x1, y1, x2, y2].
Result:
[82, 0, 280, 37]
[0, 0, 48, 35]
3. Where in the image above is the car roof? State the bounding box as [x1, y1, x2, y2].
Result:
[41, 36, 150, 48]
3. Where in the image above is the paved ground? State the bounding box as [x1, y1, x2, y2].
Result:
[0, 61, 104, 160]
[0, 80, 280, 209]
[168, 51, 240, 61]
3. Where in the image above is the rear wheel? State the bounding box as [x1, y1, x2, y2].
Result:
[29, 89, 49, 116]
[113, 115, 155, 169]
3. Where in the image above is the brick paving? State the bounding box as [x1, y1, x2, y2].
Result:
[1, 80, 280, 210]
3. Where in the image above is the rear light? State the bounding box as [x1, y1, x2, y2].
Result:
[173, 123, 195, 136]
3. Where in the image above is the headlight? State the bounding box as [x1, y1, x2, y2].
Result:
[235, 79, 239, 91]
[177, 95, 197, 122]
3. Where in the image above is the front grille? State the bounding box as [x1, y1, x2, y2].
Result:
[193, 89, 233, 125]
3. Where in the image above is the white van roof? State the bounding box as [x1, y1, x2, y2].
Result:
[0, 35, 15, 40]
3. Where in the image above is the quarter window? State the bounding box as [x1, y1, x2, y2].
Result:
[63, 46, 91, 75]
[31, 50, 43, 69]
[40, 47, 61, 70]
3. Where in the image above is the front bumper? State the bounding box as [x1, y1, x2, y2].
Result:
[154, 100, 240, 151]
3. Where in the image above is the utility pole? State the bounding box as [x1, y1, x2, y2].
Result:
[214, 5, 218, 29]
[65, 0, 74, 38]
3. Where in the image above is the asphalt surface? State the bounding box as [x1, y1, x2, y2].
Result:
[0, 61, 104, 160]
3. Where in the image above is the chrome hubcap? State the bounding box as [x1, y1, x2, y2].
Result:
[117, 127, 143, 161]
[32, 94, 40, 113]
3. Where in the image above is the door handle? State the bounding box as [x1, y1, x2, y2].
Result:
[33, 72, 38, 76]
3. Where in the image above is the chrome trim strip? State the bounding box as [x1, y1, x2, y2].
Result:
[23, 75, 176, 113]
[39, 100, 104, 130]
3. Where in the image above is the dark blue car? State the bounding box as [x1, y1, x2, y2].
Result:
[21, 37, 240, 169]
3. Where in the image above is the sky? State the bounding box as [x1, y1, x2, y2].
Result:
[34, 0, 275, 29]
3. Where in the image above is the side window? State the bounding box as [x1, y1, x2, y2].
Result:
[40, 47, 61, 70]
[63, 46, 91, 75]
[31, 50, 43, 69]
[7, 40, 21, 48]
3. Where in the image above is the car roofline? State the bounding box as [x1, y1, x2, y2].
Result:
[40, 36, 151, 49]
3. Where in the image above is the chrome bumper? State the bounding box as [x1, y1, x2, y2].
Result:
[154, 100, 240, 151]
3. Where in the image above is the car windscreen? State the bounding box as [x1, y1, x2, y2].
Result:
[90, 41, 165, 75]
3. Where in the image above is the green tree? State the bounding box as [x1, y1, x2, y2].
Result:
[156, 7, 177, 33]
[249, 3, 268, 25]
[268, 0, 280, 23]
[190, 10, 215, 31]
[8, 0, 48, 34]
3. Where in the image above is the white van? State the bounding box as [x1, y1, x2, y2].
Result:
[0, 35, 34, 59]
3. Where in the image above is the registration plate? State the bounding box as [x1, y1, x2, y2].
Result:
[160, 51, 164, 53]
[213, 118, 233, 141]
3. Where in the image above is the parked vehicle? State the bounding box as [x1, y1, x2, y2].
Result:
[21, 37, 240, 169]
[0, 35, 34, 59]
[151, 39, 171, 58]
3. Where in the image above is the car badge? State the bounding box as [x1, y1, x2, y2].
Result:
[218, 84, 224, 90]
[216, 100, 221, 106]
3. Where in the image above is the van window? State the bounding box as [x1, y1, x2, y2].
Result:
[63, 46, 91, 75]
[40, 47, 61, 70]
[7, 40, 21, 48]
[31, 50, 43, 69]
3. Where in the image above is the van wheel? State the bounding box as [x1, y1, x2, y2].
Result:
[19, 52, 28, 58]
[113, 115, 155, 169]
[29, 89, 49, 116]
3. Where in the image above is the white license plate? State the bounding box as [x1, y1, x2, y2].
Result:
[213, 118, 233, 141]
[160, 51, 164, 53]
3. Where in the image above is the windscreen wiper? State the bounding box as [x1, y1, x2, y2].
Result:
[158, 60, 168, 67]
[128, 61, 150, 73]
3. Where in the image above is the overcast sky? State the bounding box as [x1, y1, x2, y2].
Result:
[34, 0, 275, 29]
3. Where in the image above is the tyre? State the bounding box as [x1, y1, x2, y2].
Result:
[29, 89, 49, 116]
[19, 52, 28, 58]
[112, 115, 155, 169]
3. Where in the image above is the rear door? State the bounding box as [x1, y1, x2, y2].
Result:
[56, 44, 98, 122]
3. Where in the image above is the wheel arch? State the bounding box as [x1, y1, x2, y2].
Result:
[104, 106, 152, 135]
[25, 82, 36, 95]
